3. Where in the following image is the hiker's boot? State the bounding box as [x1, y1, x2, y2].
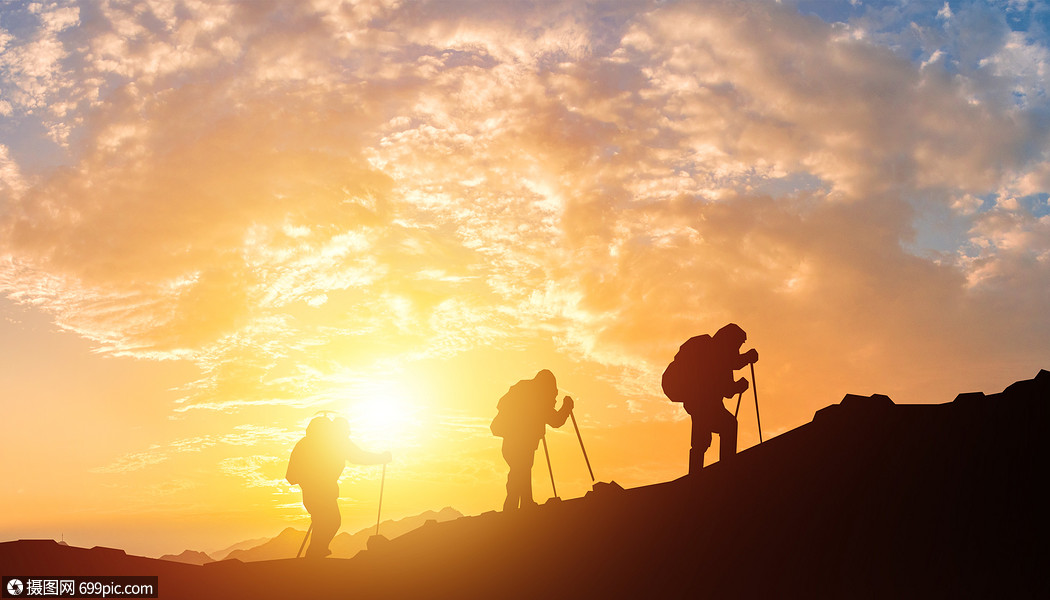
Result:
[305, 546, 332, 559]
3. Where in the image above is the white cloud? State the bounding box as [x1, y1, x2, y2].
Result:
[0, 0, 1047, 419]
[0, 144, 25, 195]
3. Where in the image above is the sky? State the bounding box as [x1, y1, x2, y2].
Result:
[1, 0, 1049, 558]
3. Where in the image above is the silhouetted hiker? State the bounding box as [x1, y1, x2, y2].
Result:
[663, 323, 758, 474]
[490, 369, 574, 510]
[286, 415, 391, 558]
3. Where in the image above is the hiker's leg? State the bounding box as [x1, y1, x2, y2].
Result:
[502, 442, 519, 510]
[521, 447, 536, 506]
[304, 483, 340, 557]
[503, 441, 532, 510]
[713, 406, 738, 460]
[503, 475, 517, 511]
[689, 415, 712, 474]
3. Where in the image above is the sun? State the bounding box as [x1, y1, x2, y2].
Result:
[344, 378, 421, 450]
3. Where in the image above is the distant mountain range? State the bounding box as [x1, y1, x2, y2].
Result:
[6, 370, 1047, 598]
[207, 534, 271, 559]
[160, 507, 463, 564]
[157, 549, 213, 565]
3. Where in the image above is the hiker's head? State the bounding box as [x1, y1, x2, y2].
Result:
[534, 369, 558, 397]
[306, 416, 333, 438]
[715, 323, 747, 348]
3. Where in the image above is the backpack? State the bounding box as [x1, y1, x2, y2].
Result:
[662, 334, 712, 403]
[490, 379, 543, 438]
[285, 438, 306, 485]
[490, 408, 508, 437]
[490, 381, 522, 437]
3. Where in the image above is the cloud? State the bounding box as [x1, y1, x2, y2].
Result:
[0, 144, 25, 194]
[92, 425, 298, 475]
[0, 0, 1048, 424]
[219, 455, 288, 490]
[90, 446, 168, 474]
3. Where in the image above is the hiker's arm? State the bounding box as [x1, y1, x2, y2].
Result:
[733, 348, 758, 370]
[547, 396, 574, 428]
[733, 377, 750, 396]
[346, 440, 392, 465]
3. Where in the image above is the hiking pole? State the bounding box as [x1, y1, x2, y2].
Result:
[569, 409, 594, 482]
[733, 391, 744, 418]
[375, 462, 386, 536]
[751, 362, 763, 443]
[541, 434, 558, 498]
[296, 524, 312, 558]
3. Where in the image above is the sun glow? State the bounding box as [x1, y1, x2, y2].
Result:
[344, 378, 422, 451]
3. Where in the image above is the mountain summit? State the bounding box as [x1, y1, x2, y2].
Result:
[4, 371, 1047, 598]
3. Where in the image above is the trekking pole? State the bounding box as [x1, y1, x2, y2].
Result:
[569, 409, 594, 482]
[541, 434, 558, 498]
[375, 462, 386, 536]
[751, 362, 763, 443]
[296, 524, 312, 558]
[733, 391, 744, 418]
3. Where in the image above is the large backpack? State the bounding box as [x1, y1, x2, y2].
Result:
[662, 334, 713, 403]
[491, 380, 522, 437]
[490, 379, 546, 438]
[285, 438, 307, 485]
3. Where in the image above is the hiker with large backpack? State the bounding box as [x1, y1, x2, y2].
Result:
[286, 415, 391, 558]
[490, 369, 574, 510]
[663, 323, 758, 475]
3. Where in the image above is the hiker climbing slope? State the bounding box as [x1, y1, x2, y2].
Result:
[286, 416, 391, 558]
[490, 369, 573, 510]
[663, 323, 758, 475]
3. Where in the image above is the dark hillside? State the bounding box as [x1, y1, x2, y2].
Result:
[4, 371, 1047, 599]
